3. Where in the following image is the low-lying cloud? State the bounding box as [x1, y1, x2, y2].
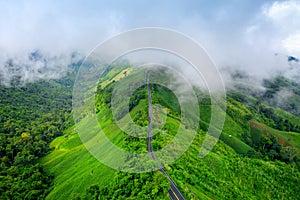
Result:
[0, 0, 300, 86]
[0, 50, 82, 86]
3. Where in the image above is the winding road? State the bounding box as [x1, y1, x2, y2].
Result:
[146, 75, 186, 200]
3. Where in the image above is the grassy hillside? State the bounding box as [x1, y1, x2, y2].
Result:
[40, 126, 116, 199]
[249, 120, 300, 147]
[249, 120, 300, 163]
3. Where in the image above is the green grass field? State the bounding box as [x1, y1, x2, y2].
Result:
[40, 127, 117, 199]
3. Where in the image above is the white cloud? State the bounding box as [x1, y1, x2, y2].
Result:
[0, 1, 124, 56]
[1, 0, 300, 86]
[240, 0, 300, 69]
[282, 33, 300, 54]
[262, 0, 300, 54]
[263, 0, 300, 31]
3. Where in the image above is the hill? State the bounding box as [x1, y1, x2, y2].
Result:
[0, 74, 75, 199]
[40, 66, 300, 199]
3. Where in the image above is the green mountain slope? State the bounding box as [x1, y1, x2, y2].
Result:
[0, 75, 75, 199]
[40, 67, 300, 199]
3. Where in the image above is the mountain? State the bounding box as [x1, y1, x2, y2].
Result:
[0, 62, 299, 199]
[37, 65, 300, 199]
[0, 74, 75, 199]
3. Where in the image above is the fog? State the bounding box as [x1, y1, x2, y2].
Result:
[1, 0, 300, 86]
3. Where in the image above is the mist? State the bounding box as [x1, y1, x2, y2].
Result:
[0, 50, 83, 86]
[1, 0, 300, 86]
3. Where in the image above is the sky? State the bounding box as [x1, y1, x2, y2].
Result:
[0, 0, 300, 82]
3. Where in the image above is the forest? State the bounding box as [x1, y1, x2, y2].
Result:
[0, 74, 75, 199]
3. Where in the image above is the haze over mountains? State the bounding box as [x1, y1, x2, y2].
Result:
[0, 50, 83, 86]
[1, 0, 300, 85]
[1, 1, 300, 199]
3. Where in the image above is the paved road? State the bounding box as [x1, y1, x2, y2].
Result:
[147, 80, 157, 161]
[146, 75, 186, 200]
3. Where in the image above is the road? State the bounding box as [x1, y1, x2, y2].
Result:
[147, 80, 157, 161]
[146, 75, 186, 200]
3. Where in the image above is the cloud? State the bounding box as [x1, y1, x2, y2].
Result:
[212, 0, 300, 79]
[0, 0, 124, 86]
[262, 0, 300, 31]
[0, 0, 124, 55]
[264, 0, 300, 56]
[0, 50, 83, 87]
[0, 0, 300, 86]
[262, 0, 300, 54]
[282, 33, 300, 54]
